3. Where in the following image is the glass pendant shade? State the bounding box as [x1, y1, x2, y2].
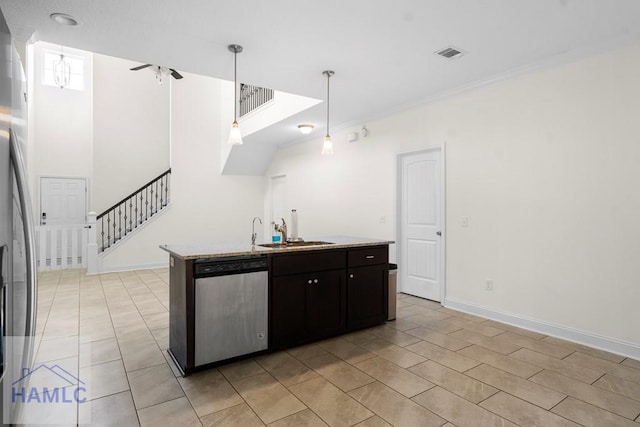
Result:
[321, 135, 334, 156]
[228, 120, 243, 145]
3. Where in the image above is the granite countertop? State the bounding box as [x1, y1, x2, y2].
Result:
[160, 236, 394, 260]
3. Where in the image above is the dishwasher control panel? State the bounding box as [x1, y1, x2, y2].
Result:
[194, 255, 268, 277]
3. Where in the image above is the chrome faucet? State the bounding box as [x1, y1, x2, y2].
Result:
[275, 218, 288, 243]
[251, 217, 262, 245]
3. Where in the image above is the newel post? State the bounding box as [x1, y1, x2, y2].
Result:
[87, 211, 99, 274]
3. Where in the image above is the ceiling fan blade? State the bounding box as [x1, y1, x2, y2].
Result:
[130, 64, 152, 71]
[170, 69, 183, 80]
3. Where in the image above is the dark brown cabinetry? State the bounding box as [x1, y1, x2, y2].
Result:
[270, 250, 346, 348]
[270, 245, 389, 349]
[347, 246, 389, 329]
[168, 242, 391, 373]
[306, 269, 346, 337]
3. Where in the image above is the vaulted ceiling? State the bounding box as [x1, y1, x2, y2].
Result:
[2, 0, 640, 153]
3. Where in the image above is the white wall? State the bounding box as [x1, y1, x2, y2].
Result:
[92, 54, 170, 213]
[266, 43, 640, 351]
[266, 130, 397, 249]
[29, 42, 93, 211]
[100, 72, 266, 270]
[28, 45, 171, 216]
[26, 43, 265, 271]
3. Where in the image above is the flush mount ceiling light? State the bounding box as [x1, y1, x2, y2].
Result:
[50, 13, 79, 26]
[321, 70, 335, 156]
[228, 44, 243, 146]
[297, 124, 314, 134]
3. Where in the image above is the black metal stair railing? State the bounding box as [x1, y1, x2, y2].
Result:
[239, 83, 274, 117]
[97, 169, 171, 252]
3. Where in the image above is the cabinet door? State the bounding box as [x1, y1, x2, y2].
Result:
[306, 269, 346, 338]
[347, 264, 388, 330]
[271, 275, 306, 347]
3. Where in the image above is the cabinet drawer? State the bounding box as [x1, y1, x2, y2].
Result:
[348, 246, 388, 267]
[272, 250, 346, 276]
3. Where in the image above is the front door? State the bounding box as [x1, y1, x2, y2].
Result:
[40, 177, 87, 226]
[398, 147, 444, 301]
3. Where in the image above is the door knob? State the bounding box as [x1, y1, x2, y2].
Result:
[436, 231, 441, 236]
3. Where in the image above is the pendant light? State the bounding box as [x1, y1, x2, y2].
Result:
[53, 47, 71, 89]
[321, 70, 335, 155]
[228, 44, 243, 145]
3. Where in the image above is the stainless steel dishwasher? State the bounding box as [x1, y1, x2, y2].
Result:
[193, 255, 268, 366]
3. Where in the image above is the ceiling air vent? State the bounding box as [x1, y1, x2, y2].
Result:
[435, 46, 464, 60]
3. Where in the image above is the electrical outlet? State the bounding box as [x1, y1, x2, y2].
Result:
[461, 216, 469, 227]
[486, 279, 493, 291]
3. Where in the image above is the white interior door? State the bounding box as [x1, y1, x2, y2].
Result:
[39, 177, 87, 267]
[40, 177, 87, 226]
[398, 148, 444, 301]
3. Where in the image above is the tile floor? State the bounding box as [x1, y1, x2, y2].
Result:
[32, 268, 640, 426]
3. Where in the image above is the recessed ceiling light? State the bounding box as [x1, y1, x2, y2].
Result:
[297, 124, 314, 134]
[50, 13, 79, 26]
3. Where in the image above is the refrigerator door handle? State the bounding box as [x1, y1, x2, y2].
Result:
[10, 130, 37, 338]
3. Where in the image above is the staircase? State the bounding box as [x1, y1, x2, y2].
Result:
[96, 169, 171, 252]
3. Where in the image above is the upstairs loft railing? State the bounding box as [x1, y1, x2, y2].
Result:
[239, 83, 274, 117]
[97, 169, 171, 252]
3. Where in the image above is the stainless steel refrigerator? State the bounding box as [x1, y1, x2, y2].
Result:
[0, 7, 37, 425]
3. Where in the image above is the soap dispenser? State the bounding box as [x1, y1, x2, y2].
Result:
[271, 223, 281, 243]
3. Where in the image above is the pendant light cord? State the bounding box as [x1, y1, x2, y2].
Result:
[323, 71, 334, 137]
[233, 50, 237, 122]
[326, 72, 330, 137]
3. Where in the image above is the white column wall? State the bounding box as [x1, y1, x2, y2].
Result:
[266, 43, 640, 349]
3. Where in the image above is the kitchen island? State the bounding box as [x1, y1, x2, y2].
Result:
[161, 236, 393, 375]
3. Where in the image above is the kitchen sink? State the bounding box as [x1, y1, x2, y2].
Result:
[259, 241, 333, 249]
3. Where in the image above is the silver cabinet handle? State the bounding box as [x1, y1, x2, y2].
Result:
[307, 279, 312, 284]
[365, 255, 375, 259]
[313, 279, 318, 284]
[349, 274, 354, 278]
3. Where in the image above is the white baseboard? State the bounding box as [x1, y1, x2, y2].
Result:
[444, 297, 640, 360]
[91, 261, 169, 274]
